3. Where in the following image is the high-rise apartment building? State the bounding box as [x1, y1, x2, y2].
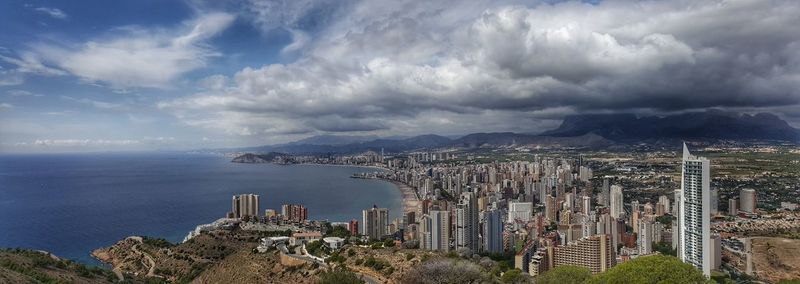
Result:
[281, 204, 308, 222]
[508, 201, 534, 223]
[638, 220, 653, 255]
[455, 192, 479, 252]
[231, 194, 259, 218]
[546, 234, 615, 274]
[421, 210, 450, 252]
[582, 195, 592, 215]
[362, 206, 389, 240]
[678, 143, 711, 277]
[609, 185, 623, 219]
[349, 219, 359, 236]
[740, 188, 757, 213]
[483, 209, 504, 253]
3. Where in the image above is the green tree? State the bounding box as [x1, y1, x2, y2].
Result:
[652, 241, 677, 256]
[501, 268, 524, 283]
[327, 226, 352, 238]
[588, 255, 706, 284]
[536, 265, 592, 284]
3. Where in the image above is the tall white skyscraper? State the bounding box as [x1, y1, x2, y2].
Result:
[609, 185, 623, 219]
[678, 143, 711, 277]
[455, 192, 479, 252]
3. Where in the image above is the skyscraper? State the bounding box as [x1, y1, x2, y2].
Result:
[421, 210, 450, 252]
[609, 185, 623, 219]
[710, 188, 719, 216]
[582, 195, 592, 215]
[740, 188, 757, 213]
[281, 204, 308, 222]
[455, 192, 479, 252]
[638, 220, 653, 255]
[349, 219, 359, 236]
[231, 194, 259, 218]
[728, 198, 738, 216]
[678, 143, 711, 277]
[362, 206, 389, 240]
[483, 209, 504, 253]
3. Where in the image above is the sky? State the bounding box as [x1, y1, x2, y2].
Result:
[1, 0, 799, 152]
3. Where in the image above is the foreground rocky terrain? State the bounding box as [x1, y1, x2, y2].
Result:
[0, 248, 125, 284]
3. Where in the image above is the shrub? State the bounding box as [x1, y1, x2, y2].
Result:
[536, 265, 591, 284]
[401, 258, 492, 284]
[318, 268, 365, 284]
[588, 255, 706, 284]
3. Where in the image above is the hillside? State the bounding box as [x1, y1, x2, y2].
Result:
[0, 248, 125, 284]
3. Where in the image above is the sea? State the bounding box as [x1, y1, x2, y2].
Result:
[0, 152, 402, 265]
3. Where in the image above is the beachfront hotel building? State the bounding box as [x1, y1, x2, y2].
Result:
[231, 194, 259, 218]
[678, 143, 711, 277]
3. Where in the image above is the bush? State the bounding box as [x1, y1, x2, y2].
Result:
[501, 269, 526, 283]
[536, 265, 591, 284]
[652, 241, 676, 256]
[318, 268, 365, 284]
[401, 258, 492, 284]
[142, 237, 174, 248]
[588, 255, 706, 284]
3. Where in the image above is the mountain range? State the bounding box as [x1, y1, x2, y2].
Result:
[232, 111, 799, 154]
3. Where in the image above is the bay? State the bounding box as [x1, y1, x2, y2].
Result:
[0, 153, 402, 265]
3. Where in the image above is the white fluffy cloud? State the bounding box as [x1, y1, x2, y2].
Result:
[35, 13, 234, 89]
[34, 7, 68, 19]
[159, 0, 800, 140]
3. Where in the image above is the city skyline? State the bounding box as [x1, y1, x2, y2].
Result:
[2, 0, 800, 153]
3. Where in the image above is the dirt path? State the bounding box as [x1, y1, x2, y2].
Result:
[128, 236, 160, 278]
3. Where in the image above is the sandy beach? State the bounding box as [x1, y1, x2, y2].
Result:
[387, 180, 420, 218]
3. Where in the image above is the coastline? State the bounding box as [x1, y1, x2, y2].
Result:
[288, 162, 417, 216]
[385, 179, 421, 217]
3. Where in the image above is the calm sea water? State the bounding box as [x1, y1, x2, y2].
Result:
[0, 153, 402, 265]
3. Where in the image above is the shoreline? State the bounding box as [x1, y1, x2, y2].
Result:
[385, 179, 421, 217]
[288, 162, 418, 216]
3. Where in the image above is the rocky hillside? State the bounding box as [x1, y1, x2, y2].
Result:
[0, 248, 125, 284]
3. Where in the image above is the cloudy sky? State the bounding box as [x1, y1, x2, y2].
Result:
[1, 0, 799, 152]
